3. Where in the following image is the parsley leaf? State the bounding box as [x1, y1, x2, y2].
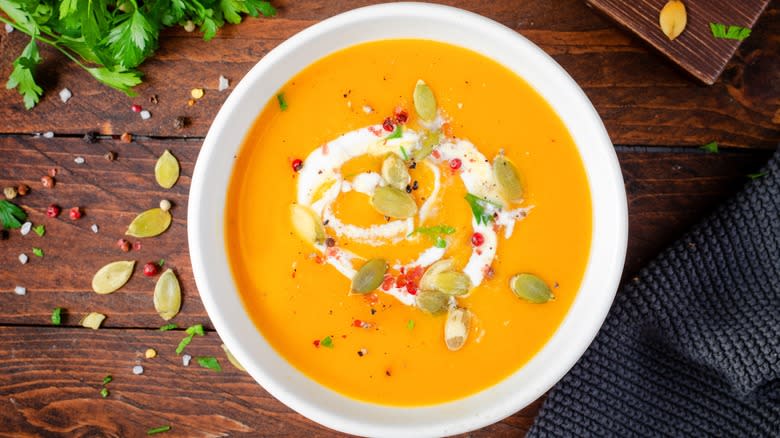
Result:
[0, 200, 27, 229]
[277, 93, 288, 111]
[464, 193, 501, 225]
[86, 66, 142, 96]
[33, 224, 45, 236]
[104, 10, 158, 69]
[709, 23, 751, 41]
[700, 141, 719, 154]
[409, 224, 455, 248]
[51, 307, 63, 325]
[32, 247, 43, 257]
[321, 336, 334, 348]
[387, 124, 403, 140]
[6, 38, 43, 110]
[159, 323, 177, 331]
[196, 356, 222, 372]
[406, 319, 415, 330]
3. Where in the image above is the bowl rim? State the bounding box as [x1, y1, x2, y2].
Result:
[188, 2, 628, 437]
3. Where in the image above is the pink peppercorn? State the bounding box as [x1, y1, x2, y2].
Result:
[449, 158, 462, 170]
[46, 204, 61, 218]
[143, 262, 159, 277]
[131, 104, 142, 113]
[69, 207, 82, 220]
[471, 232, 485, 247]
[382, 117, 394, 132]
[291, 159, 303, 172]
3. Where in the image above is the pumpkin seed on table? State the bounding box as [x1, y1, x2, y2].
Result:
[92, 260, 135, 294]
[81, 312, 106, 330]
[416, 290, 449, 315]
[444, 307, 471, 351]
[510, 273, 554, 303]
[414, 130, 440, 161]
[290, 204, 326, 244]
[493, 154, 523, 201]
[413, 80, 437, 121]
[126, 208, 172, 238]
[430, 271, 472, 296]
[155, 150, 180, 189]
[221, 344, 246, 371]
[351, 259, 388, 294]
[370, 186, 417, 218]
[419, 258, 455, 291]
[154, 269, 181, 321]
[659, 0, 687, 40]
[381, 154, 411, 190]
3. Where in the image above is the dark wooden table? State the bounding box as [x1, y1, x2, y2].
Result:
[1, 1, 777, 436]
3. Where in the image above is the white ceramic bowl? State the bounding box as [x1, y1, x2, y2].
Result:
[189, 3, 627, 436]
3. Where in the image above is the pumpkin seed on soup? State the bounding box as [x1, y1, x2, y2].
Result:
[419, 258, 455, 291]
[416, 290, 449, 315]
[155, 150, 180, 189]
[444, 307, 471, 351]
[414, 130, 440, 161]
[154, 268, 181, 321]
[413, 80, 437, 121]
[493, 154, 523, 201]
[126, 208, 172, 238]
[290, 204, 326, 244]
[351, 259, 388, 293]
[92, 260, 135, 294]
[381, 154, 411, 190]
[370, 186, 417, 218]
[430, 271, 471, 296]
[510, 273, 554, 303]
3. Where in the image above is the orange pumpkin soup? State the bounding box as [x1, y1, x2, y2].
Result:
[225, 39, 592, 406]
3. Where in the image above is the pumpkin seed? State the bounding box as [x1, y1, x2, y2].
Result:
[154, 269, 182, 321]
[381, 154, 411, 190]
[370, 186, 417, 218]
[80, 312, 106, 330]
[414, 130, 440, 161]
[444, 307, 471, 351]
[431, 271, 472, 296]
[413, 80, 437, 121]
[416, 290, 449, 315]
[659, 0, 687, 40]
[351, 258, 388, 293]
[221, 344, 246, 372]
[155, 150, 180, 189]
[510, 273, 554, 303]
[290, 204, 326, 244]
[92, 260, 135, 294]
[493, 154, 523, 201]
[419, 258, 455, 291]
[126, 208, 172, 238]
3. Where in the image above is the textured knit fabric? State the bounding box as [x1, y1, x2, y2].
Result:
[528, 149, 780, 438]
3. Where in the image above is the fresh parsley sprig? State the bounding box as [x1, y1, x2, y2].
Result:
[0, 0, 277, 109]
[0, 200, 27, 229]
[464, 193, 502, 225]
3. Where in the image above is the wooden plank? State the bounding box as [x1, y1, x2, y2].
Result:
[0, 325, 539, 436]
[586, 0, 771, 84]
[0, 0, 777, 147]
[0, 135, 773, 327]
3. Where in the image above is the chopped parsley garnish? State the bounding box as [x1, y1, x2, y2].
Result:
[158, 259, 165, 267]
[700, 141, 719, 154]
[146, 425, 171, 435]
[32, 247, 43, 257]
[0, 200, 27, 229]
[387, 124, 403, 140]
[406, 319, 415, 330]
[159, 323, 177, 331]
[33, 224, 45, 236]
[434, 236, 447, 248]
[747, 171, 767, 180]
[464, 193, 502, 225]
[186, 324, 205, 336]
[103, 375, 113, 385]
[51, 307, 62, 325]
[709, 23, 751, 41]
[277, 93, 288, 111]
[399, 145, 409, 160]
[410, 225, 455, 248]
[100, 387, 109, 398]
[176, 324, 205, 354]
[321, 336, 334, 348]
[196, 356, 222, 372]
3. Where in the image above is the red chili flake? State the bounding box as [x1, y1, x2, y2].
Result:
[131, 104, 142, 113]
[406, 266, 424, 283]
[364, 293, 379, 305]
[449, 158, 462, 170]
[134, 241, 142, 251]
[406, 282, 418, 295]
[46, 204, 61, 218]
[68, 207, 82, 220]
[143, 262, 159, 277]
[313, 339, 320, 348]
[395, 276, 408, 288]
[471, 232, 485, 247]
[381, 274, 394, 291]
[368, 126, 383, 137]
[431, 150, 441, 159]
[291, 159, 303, 172]
[394, 109, 408, 124]
[353, 319, 363, 328]
[382, 117, 394, 132]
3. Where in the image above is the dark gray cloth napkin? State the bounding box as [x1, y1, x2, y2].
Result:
[528, 150, 780, 437]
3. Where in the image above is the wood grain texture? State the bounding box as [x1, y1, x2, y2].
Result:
[0, 0, 777, 147]
[587, 0, 771, 84]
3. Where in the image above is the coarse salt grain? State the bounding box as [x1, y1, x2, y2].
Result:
[74, 156, 85, 164]
[132, 365, 144, 375]
[218, 75, 229, 91]
[5, 24, 13, 33]
[140, 110, 151, 120]
[362, 105, 373, 114]
[19, 254, 28, 264]
[20, 222, 32, 236]
[182, 354, 192, 366]
[43, 131, 54, 138]
[59, 88, 72, 103]
[91, 224, 99, 233]
[14, 286, 26, 296]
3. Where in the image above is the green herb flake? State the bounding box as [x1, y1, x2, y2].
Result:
[159, 323, 177, 331]
[747, 171, 767, 180]
[406, 319, 415, 330]
[51, 307, 62, 325]
[387, 124, 403, 140]
[186, 324, 205, 336]
[0, 200, 27, 229]
[434, 236, 447, 248]
[277, 93, 288, 111]
[100, 387, 109, 398]
[709, 23, 752, 41]
[464, 193, 501, 225]
[399, 145, 409, 160]
[146, 425, 171, 435]
[411, 225, 456, 237]
[32, 247, 43, 257]
[700, 141, 719, 154]
[175, 336, 193, 355]
[158, 259, 165, 267]
[33, 224, 45, 236]
[321, 336, 334, 348]
[196, 356, 222, 372]
[103, 375, 113, 385]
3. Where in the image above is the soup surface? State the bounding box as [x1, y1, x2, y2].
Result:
[225, 39, 592, 406]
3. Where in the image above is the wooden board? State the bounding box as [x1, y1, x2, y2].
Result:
[587, 0, 772, 84]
